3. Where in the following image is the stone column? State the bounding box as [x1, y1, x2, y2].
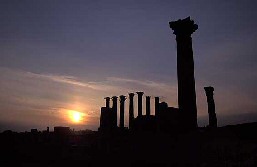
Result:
[119, 95, 126, 128]
[169, 17, 198, 129]
[136, 92, 144, 117]
[155, 97, 160, 116]
[129, 93, 135, 129]
[112, 96, 118, 128]
[204, 86, 217, 128]
[146, 96, 151, 116]
[104, 97, 110, 108]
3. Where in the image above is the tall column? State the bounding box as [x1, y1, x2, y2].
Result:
[112, 96, 118, 128]
[204, 86, 217, 128]
[104, 97, 110, 108]
[129, 93, 135, 129]
[146, 96, 151, 116]
[119, 95, 126, 128]
[136, 92, 144, 117]
[169, 17, 198, 129]
[155, 97, 159, 116]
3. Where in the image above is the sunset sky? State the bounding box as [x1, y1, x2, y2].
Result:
[1, 0, 257, 131]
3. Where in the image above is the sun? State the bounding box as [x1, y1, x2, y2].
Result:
[73, 112, 81, 122]
[69, 110, 85, 123]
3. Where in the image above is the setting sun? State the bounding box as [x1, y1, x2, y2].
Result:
[68, 110, 85, 123]
[73, 112, 81, 122]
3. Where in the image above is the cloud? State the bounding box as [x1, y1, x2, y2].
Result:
[107, 76, 177, 93]
[0, 67, 117, 91]
[24, 71, 110, 91]
[0, 67, 177, 96]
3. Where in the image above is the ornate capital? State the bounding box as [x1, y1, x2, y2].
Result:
[204, 86, 214, 96]
[136, 92, 144, 96]
[169, 17, 198, 36]
[112, 96, 118, 100]
[129, 93, 134, 97]
[119, 95, 126, 101]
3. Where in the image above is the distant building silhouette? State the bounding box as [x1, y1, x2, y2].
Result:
[54, 126, 71, 135]
[31, 128, 38, 134]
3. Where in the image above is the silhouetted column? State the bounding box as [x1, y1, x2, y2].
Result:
[119, 95, 126, 128]
[146, 96, 151, 116]
[104, 97, 110, 108]
[204, 86, 217, 128]
[169, 17, 198, 129]
[155, 97, 159, 116]
[112, 96, 118, 128]
[136, 92, 144, 117]
[129, 93, 135, 129]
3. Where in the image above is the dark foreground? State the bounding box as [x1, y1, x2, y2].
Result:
[1, 123, 257, 167]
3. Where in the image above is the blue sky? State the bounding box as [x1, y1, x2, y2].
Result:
[0, 0, 257, 131]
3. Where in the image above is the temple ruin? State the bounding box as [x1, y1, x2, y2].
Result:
[99, 17, 216, 133]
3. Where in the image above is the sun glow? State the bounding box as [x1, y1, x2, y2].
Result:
[68, 110, 85, 123]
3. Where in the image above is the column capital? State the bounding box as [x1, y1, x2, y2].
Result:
[204, 86, 214, 95]
[119, 95, 126, 101]
[169, 17, 198, 36]
[112, 96, 118, 100]
[129, 93, 135, 97]
[136, 92, 144, 96]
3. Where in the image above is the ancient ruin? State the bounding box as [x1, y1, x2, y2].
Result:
[99, 17, 208, 133]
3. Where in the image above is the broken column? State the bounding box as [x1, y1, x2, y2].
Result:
[204, 86, 217, 128]
[146, 96, 151, 116]
[169, 17, 198, 129]
[136, 92, 144, 117]
[104, 97, 110, 108]
[129, 93, 135, 129]
[119, 95, 126, 128]
[112, 96, 118, 128]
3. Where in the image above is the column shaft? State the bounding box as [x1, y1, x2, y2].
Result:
[129, 93, 135, 129]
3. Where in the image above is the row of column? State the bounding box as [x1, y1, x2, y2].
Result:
[104, 92, 160, 129]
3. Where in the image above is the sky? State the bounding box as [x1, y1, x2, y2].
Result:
[0, 0, 257, 132]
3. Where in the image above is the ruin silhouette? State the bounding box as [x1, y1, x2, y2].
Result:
[1, 17, 257, 167]
[170, 17, 198, 130]
[119, 95, 126, 128]
[128, 93, 135, 129]
[204, 86, 217, 128]
[99, 17, 199, 133]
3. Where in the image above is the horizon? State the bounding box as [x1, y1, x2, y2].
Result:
[1, 0, 257, 132]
